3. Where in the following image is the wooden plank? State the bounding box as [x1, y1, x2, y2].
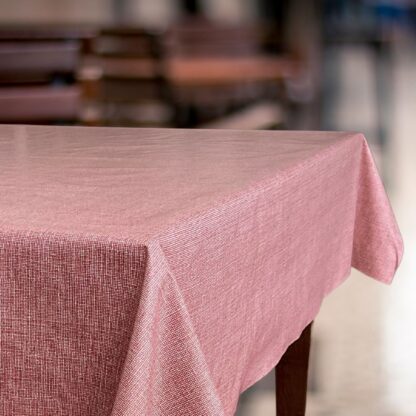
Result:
[166, 56, 298, 85]
[0, 25, 96, 41]
[0, 85, 80, 122]
[199, 101, 284, 130]
[0, 42, 80, 76]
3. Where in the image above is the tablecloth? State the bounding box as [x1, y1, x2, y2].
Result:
[0, 125, 403, 416]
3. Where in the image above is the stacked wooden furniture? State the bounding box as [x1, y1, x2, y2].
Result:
[0, 26, 94, 124]
[81, 27, 172, 127]
[78, 21, 299, 129]
[163, 19, 298, 127]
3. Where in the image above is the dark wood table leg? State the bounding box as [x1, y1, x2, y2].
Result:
[275, 323, 312, 416]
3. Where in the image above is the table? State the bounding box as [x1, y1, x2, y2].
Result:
[0, 126, 402, 416]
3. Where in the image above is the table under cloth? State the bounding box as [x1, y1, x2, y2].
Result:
[0, 125, 402, 416]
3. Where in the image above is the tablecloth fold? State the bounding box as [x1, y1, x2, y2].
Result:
[111, 134, 403, 416]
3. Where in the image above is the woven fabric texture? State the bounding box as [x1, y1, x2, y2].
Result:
[0, 126, 403, 416]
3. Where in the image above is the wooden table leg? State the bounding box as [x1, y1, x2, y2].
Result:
[275, 323, 312, 416]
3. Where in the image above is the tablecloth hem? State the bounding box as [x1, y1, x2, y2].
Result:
[238, 266, 354, 398]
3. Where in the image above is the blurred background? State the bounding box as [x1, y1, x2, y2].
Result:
[0, 1, 414, 414]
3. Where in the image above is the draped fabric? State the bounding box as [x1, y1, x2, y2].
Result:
[0, 126, 402, 416]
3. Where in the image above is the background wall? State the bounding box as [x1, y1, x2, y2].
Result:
[0, 0, 259, 26]
[0, 0, 113, 24]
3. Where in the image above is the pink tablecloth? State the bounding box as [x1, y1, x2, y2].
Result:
[0, 126, 402, 416]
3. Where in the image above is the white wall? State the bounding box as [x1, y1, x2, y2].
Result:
[202, 0, 257, 23]
[0, 0, 113, 24]
[0, 0, 257, 26]
[127, 0, 179, 28]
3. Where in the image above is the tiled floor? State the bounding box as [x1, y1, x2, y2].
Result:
[238, 41, 416, 415]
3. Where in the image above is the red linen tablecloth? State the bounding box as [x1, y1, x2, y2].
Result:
[0, 125, 402, 416]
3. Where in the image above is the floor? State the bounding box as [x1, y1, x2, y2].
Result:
[237, 41, 416, 415]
